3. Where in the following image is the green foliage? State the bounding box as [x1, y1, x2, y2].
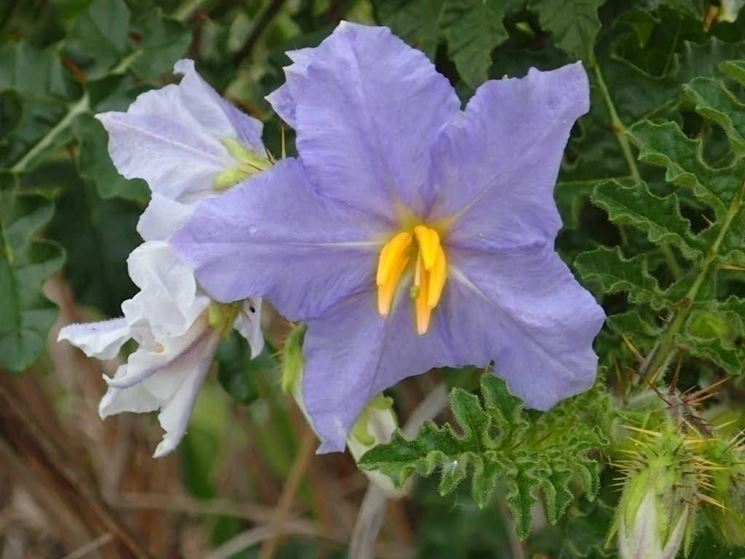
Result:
[360, 375, 611, 539]
[528, 0, 604, 60]
[0, 175, 64, 371]
[576, 60, 745, 380]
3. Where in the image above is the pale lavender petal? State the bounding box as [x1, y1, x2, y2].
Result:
[302, 242, 604, 452]
[265, 48, 315, 127]
[58, 318, 130, 359]
[137, 193, 200, 241]
[429, 63, 589, 249]
[287, 21, 460, 217]
[174, 59, 264, 153]
[302, 289, 459, 452]
[446, 243, 605, 410]
[172, 158, 387, 320]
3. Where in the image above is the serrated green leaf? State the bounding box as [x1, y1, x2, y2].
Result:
[0, 175, 65, 371]
[361, 376, 610, 539]
[627, 120, 741, 215]
[574, 246, 667, 307]
[684, 77, 745, 155]
[680, 334, 745, 374]
[373, 0, 444, 59]
[440, 0, 510, 88]
[528, 0, 605, 60]
[591, 179, 701, 260]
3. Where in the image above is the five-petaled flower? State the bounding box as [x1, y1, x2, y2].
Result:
[59, 60, 266, 457]
[173, 22, 606, 452]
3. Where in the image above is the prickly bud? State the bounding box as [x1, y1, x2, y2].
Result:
[614, 447, 696, 559]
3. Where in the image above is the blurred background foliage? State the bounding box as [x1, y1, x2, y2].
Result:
[3, 0, 745, 557]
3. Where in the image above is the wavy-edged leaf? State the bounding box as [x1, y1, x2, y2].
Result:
[627, 120, 743, 215]
[574, 246, 668, 307]
[0, 175, 65, 371]
[684, 77, 745, 155]
[360, 375, 610, 540]
[591, 179, 701, 260]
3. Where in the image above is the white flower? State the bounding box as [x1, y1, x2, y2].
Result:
[59, 59, 269, 457]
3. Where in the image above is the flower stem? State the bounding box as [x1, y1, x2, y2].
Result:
[640, 181, 745, 383]
[591, 61, 641, 183]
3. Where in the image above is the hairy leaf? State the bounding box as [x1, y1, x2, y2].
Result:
[360, 375, 610, 539]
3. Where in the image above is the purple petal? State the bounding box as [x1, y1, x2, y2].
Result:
[265, 48, 315, 128]
[302, 242, 604, 452]
[283, 21, 460, 218]
[447, 243, 605, 410]
[302, 289, 462, 453]
[428, 63, 589, 250]
[172, 158, 387, 319]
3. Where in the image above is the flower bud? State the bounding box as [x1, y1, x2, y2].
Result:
[615, 453, 694, 559]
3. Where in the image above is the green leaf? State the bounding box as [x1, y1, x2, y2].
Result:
[528, 0, 605, 60]
[373, 0, 444, 59]
[0, 175, 65, 371]
[71, 0, 130, 71]
[74, 114, 148, 202]
[627, 120, 741, 215]
[574, 246, 667, 307]
[684, 76, 745, 156]
[440, 0, 510, 88]
[591, 180, 701, 260]
[130, 9, 192, 81]
[360, 375, 610, 539]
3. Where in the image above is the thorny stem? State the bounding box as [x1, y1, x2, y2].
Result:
[640, 181, 745, 383]
[591, 59, 684, 280]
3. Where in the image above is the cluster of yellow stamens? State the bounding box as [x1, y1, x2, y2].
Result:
[376, 225, 447, 335]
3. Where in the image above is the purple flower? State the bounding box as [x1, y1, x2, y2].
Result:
[173, 22, 606, 452]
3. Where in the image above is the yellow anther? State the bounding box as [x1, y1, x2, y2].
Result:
[376, 232, 413, 286]
[375, 225, 448, 335]
[413, 225, 441, 270]
[377, 253, 410, 316]
[427, 245, 447, 308]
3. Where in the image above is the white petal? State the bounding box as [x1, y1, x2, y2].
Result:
[96, 317, 220, 458]
[234, 298, 264, 358]
[97, 89, 231, 204]
[152, 332, 219, 458]
[137, 193, 198, 242]
[106, 314, 210, 390]
[58, 318, 130, 359]
[173, 59, 264, 153]
[122, 242, 210, 338]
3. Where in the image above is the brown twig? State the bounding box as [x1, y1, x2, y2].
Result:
[259, 426, 317, 559]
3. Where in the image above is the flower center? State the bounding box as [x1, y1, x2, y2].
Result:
[376, 225, 448, 335]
